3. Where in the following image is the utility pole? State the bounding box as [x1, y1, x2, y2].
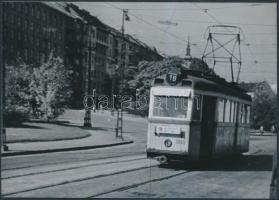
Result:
[84, 25, 93, 127]
[116, 9, 129, 139]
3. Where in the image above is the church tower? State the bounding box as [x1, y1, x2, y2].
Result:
[185, 35, 192, 61]
[184, 35, 192, 68]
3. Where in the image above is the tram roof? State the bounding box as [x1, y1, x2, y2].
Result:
[188, 75, 252, 101]
[153, 73, 252, 102]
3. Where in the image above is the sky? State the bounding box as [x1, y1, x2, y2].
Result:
[74, 2, 276, 86]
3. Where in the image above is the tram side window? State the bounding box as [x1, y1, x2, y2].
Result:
[239, 104, 245, 124]
[230, 101, 235, 123]
[224, 99, 231, 122]
[217, 98, 224, 122]
[192, 95, 202, 121]
[243, 104, 248, 124]
[246, 105, 251, 124]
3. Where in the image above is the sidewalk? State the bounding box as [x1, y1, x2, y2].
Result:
[2, 112, 134, 157]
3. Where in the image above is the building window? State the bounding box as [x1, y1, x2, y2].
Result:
[23, 4, 27, 13]
[17, 32, 21, 41]
[31, 5, 34, 16]
[30, 22, 34, 31]
[36, 7, 40, 19]
[24, 49, 28, 60]
[36, 38, 39, 47]
[42, 11, 46, 22]
[25, 19, 28, 29]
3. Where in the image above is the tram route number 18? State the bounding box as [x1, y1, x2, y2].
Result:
[166, 73, 178, 85]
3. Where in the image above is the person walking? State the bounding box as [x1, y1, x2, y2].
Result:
[260, 126, 264, 136]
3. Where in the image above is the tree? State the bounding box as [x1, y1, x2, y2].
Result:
[240, 81, 277, 130]
[5, 53, 73, 124]
[127, 56, 211, 116]
[250, 84, 276, 130]
[30, 53, 73, 120]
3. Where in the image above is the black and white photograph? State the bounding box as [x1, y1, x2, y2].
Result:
[0, 1, 277, 198]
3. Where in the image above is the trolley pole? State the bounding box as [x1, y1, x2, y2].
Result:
[116, 9, 129, 139]
[84, 26, 93, 127]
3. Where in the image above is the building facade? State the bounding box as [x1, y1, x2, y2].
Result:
[3, 2, 163, 108]
[3, 2, 69, 65]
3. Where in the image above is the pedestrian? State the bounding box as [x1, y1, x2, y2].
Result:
[271, 125, 275, 133]
[260, 126, 264, 136]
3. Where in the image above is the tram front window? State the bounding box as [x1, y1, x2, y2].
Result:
[153, 96, 188, 118]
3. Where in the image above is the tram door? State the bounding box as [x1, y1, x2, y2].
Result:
[200, 95, 217, 159]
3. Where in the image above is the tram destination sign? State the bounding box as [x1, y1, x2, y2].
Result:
[166, 68, 181, 86]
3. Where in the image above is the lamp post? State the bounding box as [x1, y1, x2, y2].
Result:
[111, 62, 116, 116]
[116, 9, 129, 138]
[84, 25, 94, 127]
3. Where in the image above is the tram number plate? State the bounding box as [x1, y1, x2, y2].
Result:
[176, 139, 185, 145]
[157, 126, 180, 134]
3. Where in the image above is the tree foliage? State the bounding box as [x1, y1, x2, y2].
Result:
[250, 84, 276, 130]
[239, 81, 277, 130]
[5, 53, 72, 124]
[126, 56, 210, 116]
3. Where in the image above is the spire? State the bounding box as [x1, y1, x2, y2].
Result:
[185, 35, 192, 61]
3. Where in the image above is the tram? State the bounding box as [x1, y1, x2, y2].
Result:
[146, 68, 252, 162]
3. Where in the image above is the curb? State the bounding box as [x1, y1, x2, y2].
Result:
[2, 140, 134, 157]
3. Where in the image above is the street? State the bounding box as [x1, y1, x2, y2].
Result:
[1, 110, 276, 198]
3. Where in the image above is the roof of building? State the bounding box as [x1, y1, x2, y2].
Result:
[42, 2, 84, 21]
[43, 2, 163, 57]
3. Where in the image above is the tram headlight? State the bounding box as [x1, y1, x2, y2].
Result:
[164, 139, 172, 148]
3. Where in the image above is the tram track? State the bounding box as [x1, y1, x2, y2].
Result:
[3, 165, 160, 197]
[88, 170, 190, 198]
[2, 153, 147, 178]
[2, 157, 146, 180]
[2, 151, 145, 171]
[2, 155, 160, 196]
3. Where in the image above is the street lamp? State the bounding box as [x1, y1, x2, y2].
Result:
[84, 25, 95, 127]
[116, 9, 130, 139]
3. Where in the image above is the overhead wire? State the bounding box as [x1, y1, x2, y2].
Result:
[104, 2, 275, 74]
[104, 2, 203, 56]
[131, 13, 275, 27]
[118, 3, 270, 11]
